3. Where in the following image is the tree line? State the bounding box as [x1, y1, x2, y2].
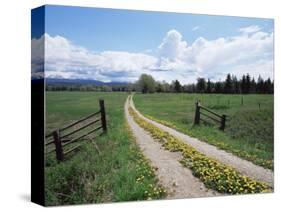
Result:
[46, 84, 135, 92]
[46, 73, 273, 94]
[136, 73, 273, 94]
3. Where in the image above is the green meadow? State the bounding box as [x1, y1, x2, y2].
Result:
[45, 91, 273, 205]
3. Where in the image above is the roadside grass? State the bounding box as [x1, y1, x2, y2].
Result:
[45, 92, 165, 206]
[133, 93, 273, 170]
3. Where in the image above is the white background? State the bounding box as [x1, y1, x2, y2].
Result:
[0, 0, 280, 211]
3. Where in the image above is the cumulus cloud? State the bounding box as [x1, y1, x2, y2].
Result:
[43, 34, 156, 82]
[158, 29, 188, 61]
[31, 25, 273, 84]
[31, 35, 45, 79]
[155, 27, 273, 82]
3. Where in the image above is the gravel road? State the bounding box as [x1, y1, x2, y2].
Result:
[125, 97, 219, 199]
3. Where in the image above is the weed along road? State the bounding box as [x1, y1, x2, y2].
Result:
[126, 95, 273, 196]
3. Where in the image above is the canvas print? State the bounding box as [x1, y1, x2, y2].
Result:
[31, 5, 274, 206]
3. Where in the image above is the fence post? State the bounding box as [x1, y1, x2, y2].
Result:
[194, 101, 200, 125]
[99, 99, 107, 133]
[53, 130, 64, 161]
[220, 115, 226, 131]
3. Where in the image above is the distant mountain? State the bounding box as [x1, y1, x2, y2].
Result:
[46, 78, 129, 86]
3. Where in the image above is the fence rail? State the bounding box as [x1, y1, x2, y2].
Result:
[194, 101, 226, 131]
[45, 99, 107, 161]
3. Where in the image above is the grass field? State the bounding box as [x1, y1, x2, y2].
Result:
[134, 93, 274, 169]
[45, 91, 273, 205]
[45, 92, 165, 206]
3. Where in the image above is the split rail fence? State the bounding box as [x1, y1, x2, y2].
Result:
[45, 99, 107, 161]
[194, 101, 227, 131]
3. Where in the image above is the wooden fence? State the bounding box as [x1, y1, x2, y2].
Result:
[194, 101, 227, 131]
[45, 99, 107, 161]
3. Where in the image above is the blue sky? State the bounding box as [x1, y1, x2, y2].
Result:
[44, 5, 273, 53]
[32, 5, 274, 83]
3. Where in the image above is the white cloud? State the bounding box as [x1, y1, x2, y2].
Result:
[31, 25, 273, 84]
[239, 25, 261, 34]
[155, 28, 273, 82]
[157, 29, 188, 61]
[227, 59, 274, 80]
[43, 33, 156, 82]
[192, 26, 200, 31]
[192, 31, 273, 72]
[31, 35, 44, 79]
